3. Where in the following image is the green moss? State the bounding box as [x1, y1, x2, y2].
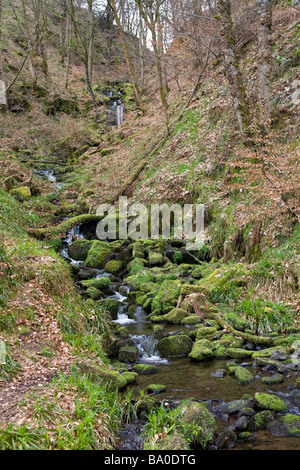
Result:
[196, 326, 217, 340]
[234, 366, 254, 385]
[10, 186, 31, 202]
[163, 308, 189, 325]
[67, 239, 93, 261]
[105, 259, 123, 275]
[96, 298, 120, 319]
[177, 401, 217, 448]
[122, 371, 138, 385]
[84, 240, 114, 269]
[82, 277, 111, 290]
[227, 348, 253, 359]
[132, 364, 159, 375]
[255, 392, 288, 412]
[149, 252, 164, 267]
[147, 384, 166, 394]
[249, 410, 274, 431]
[157, 335, 193, 357]
[188, 339, 214, 361]
[85, 286, 103, 300]
[154, 432, 190, 451]
[76, 361, 127, 390]
[152, 280, 181, 314]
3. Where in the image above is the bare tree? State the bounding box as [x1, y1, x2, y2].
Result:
[217, 0, 251, 135]
[257, 0, 273, 124]
[109, 0, 145, 113]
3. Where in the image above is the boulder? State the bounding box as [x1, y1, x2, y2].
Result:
[261, 373, 284, 385]
[254, 392, 288, 412]
[67, 239, 93, 261]
[105, 259, 123, 275]
[248, 410, 275, 431]
[267, 414, 300, 437]
[189, 339, 214, 361]
[132, 364, 159, 375]
[147, 384, 166, 394]
[154, 432, 190, 451]
[84, 240, 114, 269]
[177, 401, 217, 448]
[119, 346, 139, 364]
[234, 367, 254, 385]
[76, 361, 127, 389]
[10, 186, 31, 202]
[158, 334, 193, 357]
[164, 308, 189, 325]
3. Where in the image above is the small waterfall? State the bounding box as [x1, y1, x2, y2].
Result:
[33, 168, 65, 190]
[60, 225, 85, 266]
[131, 334, 168, 364]
[106, 89, 124, 126]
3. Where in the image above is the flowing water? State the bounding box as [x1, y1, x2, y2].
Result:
[106, 89, 124, 126]
[35, 170, 300, 451]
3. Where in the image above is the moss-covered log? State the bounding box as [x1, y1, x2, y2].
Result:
[27, 214, 104, 239]
[205, 310, 274, 346]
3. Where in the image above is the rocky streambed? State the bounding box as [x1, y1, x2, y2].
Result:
[34, 165, 300, 451]
[57, 222, 300, 451]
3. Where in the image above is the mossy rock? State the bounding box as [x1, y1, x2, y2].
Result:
[163, 308, 189, 325]
[213, 346, 228, 359]
[261, 373, 284, 385]
[248, 410, 275, 431]
[196, 326, 217, 340]
[180, 285, 208, 296]
[267, 414, 300, 437]
[190, 266, 204, 279]
[84, 240, 114, 269]
[122, 371, 138, 385]
[147, 384, 166, 394]
[252, 346, 288, 361]
[86, 286, 104, 300]
[152, 280, 182, 314]
[227, 348, 253, 359]
[157, 335, 193, 357]
[47, 238, 63, 252]
[131, 241, 145, 259]
[153, 324, 165, 335]
[234, 366, 254, 385]
[218, 334, 244, 349]
[149, 252, 165, 267]
[215, 429, 237, 449]
[76, 361, 127, 389]
[254, 392, 288, 412]
[218, 398, 254, 415]
[189, 339, 214, 361]
[196, 264, 250, 294]
[10, 186, 31, 202]
[97, 298, 120, 319]
[132, 364, 159, 375]
[82, 277, 111, 290]
[181, 315, 202, 325]
[119, 346, 139, 364]
[154, 432, 190, 451]
[177, 401, 217, 448]
[105, 259, 123, 275]
[135, 396, 157, 416]
[115, 326, 129, 339]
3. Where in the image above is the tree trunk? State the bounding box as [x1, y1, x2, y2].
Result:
[87, 0, 95, 85]
[109, 0, 145, 113]
[257, 0, 272, 124]
[217, 0, 250, 136]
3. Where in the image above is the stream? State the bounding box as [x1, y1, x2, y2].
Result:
[37, 168, 300, 451]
